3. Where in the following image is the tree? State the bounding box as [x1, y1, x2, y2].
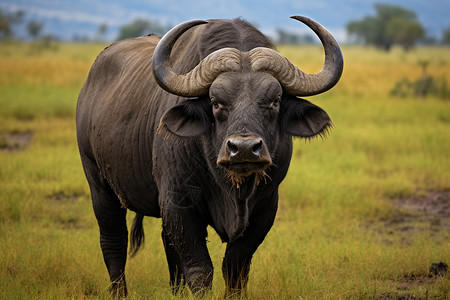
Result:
[346, 3, 425, 51]
[347, 16, 378, 45]
[27, 21, 43, 40]
[0, 8, 24, 39]
[95, 23, 107, 42]
[116, 19, 149, 40]
[116, 18, 170, 41]
[442, 28, 450, 45]
[386, 17, 424, 51]
[276, 28, 315, 45]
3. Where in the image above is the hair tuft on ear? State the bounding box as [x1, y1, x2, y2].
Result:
[281, 96, 332, 139]
[300, 120, 333, 142]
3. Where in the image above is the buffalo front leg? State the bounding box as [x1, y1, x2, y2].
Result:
[222, 196, 278, 297]
[161, 229, 183, 293]
[162, 203, 213, 294]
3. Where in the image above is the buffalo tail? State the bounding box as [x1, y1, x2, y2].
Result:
[129, 213, 145, 258]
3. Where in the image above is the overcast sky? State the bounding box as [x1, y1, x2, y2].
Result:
[1, 0, 449, 42]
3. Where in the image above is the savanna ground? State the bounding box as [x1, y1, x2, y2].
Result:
[0, 41, 449, 299]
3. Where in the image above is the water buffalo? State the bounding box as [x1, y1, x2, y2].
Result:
[76, 16, 343, 297]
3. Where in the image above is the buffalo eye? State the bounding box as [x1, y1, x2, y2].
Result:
[210, 98, 225, 110]
[210, 97, 229, 122]
[269, 95, 281, 109]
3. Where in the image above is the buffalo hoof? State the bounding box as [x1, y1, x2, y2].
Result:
[186, 269, 213, 295]
[224, 288, 247, 299]
[109, 279, 127, 298]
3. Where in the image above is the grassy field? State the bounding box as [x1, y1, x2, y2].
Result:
[0, 41, 449, 299]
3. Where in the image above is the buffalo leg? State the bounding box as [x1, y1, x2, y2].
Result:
[161, 229, 183, 293]
[222, 196, 278, 297]
[82, 156, 128, 297]
[162, 204, 213, 294]
[94, 194, 128, 298]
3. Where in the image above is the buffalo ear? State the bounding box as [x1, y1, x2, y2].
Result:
[281, 96, 332, 138]
[161, 98, 212, 137]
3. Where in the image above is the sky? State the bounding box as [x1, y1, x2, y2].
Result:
[1, 0, 449, 43]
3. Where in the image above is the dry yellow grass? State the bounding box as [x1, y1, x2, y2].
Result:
[279, 45, 450, 97]
[0, 42, 449, 299]
[0, 42, 104, 88]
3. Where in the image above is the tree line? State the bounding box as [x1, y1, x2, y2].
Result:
[346, 3, 444, 51]
[0, 8, 54, 43]
[1, 3, 450, 50]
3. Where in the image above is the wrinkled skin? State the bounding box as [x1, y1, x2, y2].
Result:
[76, 18, 340, 297]
[154, 70, 331, 296]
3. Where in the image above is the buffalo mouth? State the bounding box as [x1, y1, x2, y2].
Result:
[218, 160, 271, 177]
[217, 159, 272, 188]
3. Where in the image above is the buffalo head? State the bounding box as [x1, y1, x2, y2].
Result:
[153, 16, 343, 186]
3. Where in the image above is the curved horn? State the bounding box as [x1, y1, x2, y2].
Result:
[152, 19, 242, 97]
[250, 16, 343, 96]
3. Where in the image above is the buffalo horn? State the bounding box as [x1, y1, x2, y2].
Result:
[152, 20, 242, 97]
[249, 16, 343, 96]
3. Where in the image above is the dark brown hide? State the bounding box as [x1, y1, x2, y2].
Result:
[76, 17, 342, 297]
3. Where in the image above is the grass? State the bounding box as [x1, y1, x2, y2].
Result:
[0, 41, 449, 299]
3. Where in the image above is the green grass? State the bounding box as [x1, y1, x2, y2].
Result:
[0, 42, 449, 299]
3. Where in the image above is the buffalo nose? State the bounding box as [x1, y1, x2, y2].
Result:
[226, 137, 263, 160]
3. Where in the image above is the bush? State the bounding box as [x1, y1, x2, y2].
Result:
[391, 61, 450, 99]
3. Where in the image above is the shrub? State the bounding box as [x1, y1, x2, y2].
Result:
[391, 60, 450, 99]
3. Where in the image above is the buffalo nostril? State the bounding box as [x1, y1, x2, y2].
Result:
[219, 136, 272, 168]
[227, 140, 239, 156]
[226, 138, 264, 159]
[252, 140, 263, 156]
